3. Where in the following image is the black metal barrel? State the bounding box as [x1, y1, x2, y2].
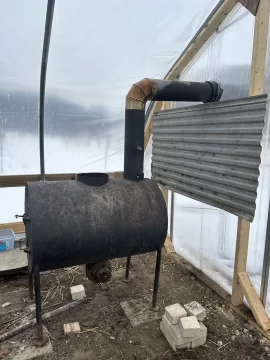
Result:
[25, 176, 168, 272]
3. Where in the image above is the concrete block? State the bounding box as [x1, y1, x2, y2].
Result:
[179, 316, 200, 338]
[160, 321, 191, 350]
[165, 303, 187, 325]
[70, 284, 86, 301]
[63, 322, 81, 334]
[12, 340, 53, 360]
[196, 322, 207, 339]
[162, 315, 193, 345]
[184, 301, 206, 321]
[191, 336, 207, 348]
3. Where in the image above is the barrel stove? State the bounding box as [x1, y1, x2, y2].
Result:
[22, 77, 222, 343]
[25, 174, 167, 272]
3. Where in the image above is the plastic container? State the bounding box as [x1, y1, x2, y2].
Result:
[0, 229, 15, 251]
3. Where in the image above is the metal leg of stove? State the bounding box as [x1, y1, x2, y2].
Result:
[123, 255, 131, 282]
[28, 271, 34, 301]
[152, 247, 162, 309]
[34, 267, 44, 343]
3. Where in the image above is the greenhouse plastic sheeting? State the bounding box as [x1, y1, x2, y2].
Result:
[0, 0, 219, 223]
[169, 5, 270, 315]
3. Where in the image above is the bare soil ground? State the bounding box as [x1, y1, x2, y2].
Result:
[0, 252, 270, 360]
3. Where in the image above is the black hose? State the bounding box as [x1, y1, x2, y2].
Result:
[39, 0, 55, 181]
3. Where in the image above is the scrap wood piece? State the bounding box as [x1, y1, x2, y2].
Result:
[238, 271, 270, 331]
[1, 303, 11, 308]
[0, 298, 86, 343]
[63, 322, 81, 334]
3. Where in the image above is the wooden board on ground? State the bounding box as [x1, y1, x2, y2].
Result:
[0, 289, 29, 317]
[120, 297, 163, 327]
[0, 248, 27, 276]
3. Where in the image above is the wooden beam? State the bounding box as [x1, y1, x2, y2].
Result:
[238, 271, 270, 330]
[232, 0, 270, 308]
[232, 218, 250, 306]
[161, 187, 168, 209]
[239, 0, 260, 15]
[166, 0, 238, 80]
[0, 222, 25, 233]
[0, 171, 123, 233]
[160, 187, 173, 252]
[0, 171, 123, 188]
[158, 101, 175, 253]
[144, 0, 238, 149]
[249, 0, 270, 96]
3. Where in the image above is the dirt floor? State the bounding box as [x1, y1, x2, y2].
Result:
[0, 252, 270, 360]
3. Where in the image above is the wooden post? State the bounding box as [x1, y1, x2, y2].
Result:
[231, 0, 270, 309]
[231, 219, 250, 305]
[0, 222, 25, 233]
[158, 102, 175, 253]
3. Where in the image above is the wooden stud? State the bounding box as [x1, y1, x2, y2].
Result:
[0, 222, 25, 233]
[159, 101, 175, 253]
[164, 235, 175, 254]
[166, 0, 238, 80]
[161, 188, 175, 253]
[232, 0, 270, 309]
[161, 187, 168, 209]
[0, 171, 123, 188]
[238, 271, 270, 330]
[0, 172, 123, 233]
[249, 0, 270, 96]
[232, 219, 250, 306]
[239, 0, 260, 15]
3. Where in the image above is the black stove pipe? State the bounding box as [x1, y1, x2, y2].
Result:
[124, 78, 223, 181]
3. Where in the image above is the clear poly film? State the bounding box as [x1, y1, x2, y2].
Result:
[171, 5, 270, 314]
[0, 0, 219, 222]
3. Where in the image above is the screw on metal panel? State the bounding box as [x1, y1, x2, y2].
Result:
[136, 146, 142, 151]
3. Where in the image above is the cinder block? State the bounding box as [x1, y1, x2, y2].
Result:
[63, 322, 81, 334]
[196, 322, 207, 340]
[160, 322, 191, 350]
[191, 336, 207, 348]
[162, 315, 193, 346]
[179, 316, 201, 338]
[184, 301, 206, 321]
[165, 303, 187, 325]
[70, 284, 86, 301]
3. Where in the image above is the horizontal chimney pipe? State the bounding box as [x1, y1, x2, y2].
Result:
[124, 78, 223, 181]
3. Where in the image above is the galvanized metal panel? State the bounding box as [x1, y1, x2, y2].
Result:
[152, 95, 268, 221]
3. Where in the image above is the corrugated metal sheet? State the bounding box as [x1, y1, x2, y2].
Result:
[152, 95, 268, 221]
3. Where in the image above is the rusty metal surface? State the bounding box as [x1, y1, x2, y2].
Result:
[152, 95, 268, 221]
[126, 78, 156, 109]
